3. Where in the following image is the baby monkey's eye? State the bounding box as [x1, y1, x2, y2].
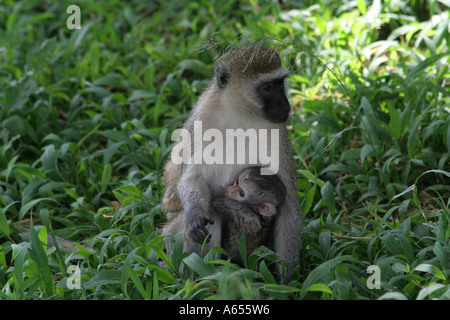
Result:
[239, 190, 245, 197]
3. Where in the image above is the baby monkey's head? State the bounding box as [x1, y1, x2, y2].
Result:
[226, 166, 286, 216]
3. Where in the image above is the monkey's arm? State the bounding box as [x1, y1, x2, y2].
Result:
[210, 197, 245, 215]
[161, 160, 183, 213]
[273, 134, 303, 279]
[177, 165, 214, 243]
[274, 198, 301, 267]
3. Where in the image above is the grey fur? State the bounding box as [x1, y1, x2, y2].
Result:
[211, 197, 274, 266]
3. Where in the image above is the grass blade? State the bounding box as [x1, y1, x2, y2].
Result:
[300, 256, 355, 299]
[183, 253, 211, 277]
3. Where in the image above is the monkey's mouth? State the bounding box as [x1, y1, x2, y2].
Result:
[270, 112, 290, 124]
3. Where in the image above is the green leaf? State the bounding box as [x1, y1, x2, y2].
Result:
[2, 115, 26, 136]
[28, 223, 53, 296]
[183, 253, 211, 277]
[382, 233, 402, 255]
[148, 264, 176, 285]
[301, 184, 316, 216]
[306, 283, 333, 295]
[319, 232, 331, 256]
[264, 284, 301, 293]
[152, 272, 160, 300]
[103, 141, 126, 165]
[124, 262, 149, 299]
[178, 59, 211, 76]
[0, 208, 9, 236]
[11, 243, 30, 300]
[421, 169, 450, 179]
[417, 284, 446, 300]
[0, 248, 6, 267]
[360, 144, 374, 165]
[300, 256, 355, 299]
[356, 0, 367, 14]
[391, 184, 415, 201]
[259, 260, 276, 285]
[387, 102, 401, 139]
[238, 233, 247, 268]
[360, 97, 381, 147]
[37, 225, 48, 247]
[219, 260, 230, 298]
[4, 154, 19, 182]
[379, 292, 408, 300]
[433, 242, 449, 270]
[116, 184, 142, 200]
[4, 77, 36, 111]
[101, 163, 112, 193]
[170, 233, 185, 272]
[407, 117, 422, 158]
[396, 233, 414, 264]
[414, 263, 446, 281]
[40, 145, 57, 174]
[101, 130, 134, 146]
[72, 21, 94, 52]
[19, 198, 58, 221]
[64, 188, 79, 200]
[404, 53, 448, 82]
[128, 90, 156, 102]
[93, 72, 126, 88]
[298, 170, 325, 187]
[320, 181, 336, 215]
[84, 270, 122, 288]
[446, 122, 450, 153]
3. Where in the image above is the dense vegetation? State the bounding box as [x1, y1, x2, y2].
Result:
[0, 0, 449, 300]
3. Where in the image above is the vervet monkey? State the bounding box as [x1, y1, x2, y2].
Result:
[161, 44, 302, 279]
[213, 166, 286, 265]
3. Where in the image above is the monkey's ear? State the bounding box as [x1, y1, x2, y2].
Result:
[215, 65, 229, 89]
[258, 203, 277, 216]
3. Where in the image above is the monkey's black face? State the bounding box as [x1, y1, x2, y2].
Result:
[258, 78, 291, 123]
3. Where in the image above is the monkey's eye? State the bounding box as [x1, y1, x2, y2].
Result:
[239, 190, 245, 197]
[262, 83, 272, 92]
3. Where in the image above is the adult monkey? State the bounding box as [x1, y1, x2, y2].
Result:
[161, 45, 302, 279]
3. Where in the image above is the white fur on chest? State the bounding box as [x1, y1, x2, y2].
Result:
[184, 91, 283, 197]
[199, 107, 280, 196]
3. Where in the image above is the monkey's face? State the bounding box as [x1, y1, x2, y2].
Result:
[225, 177, 246, 202]
[225, 169, 262, 206]
[257, 76, 291, 123]
[216, 70, 291, 124]
[225, 174, 278, 217]
[215, 45, 291, 124]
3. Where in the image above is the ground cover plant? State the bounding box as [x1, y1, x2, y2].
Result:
[0, 0, 449, 300]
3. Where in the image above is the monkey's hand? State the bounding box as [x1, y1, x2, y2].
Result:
[186, 209, 214, 243]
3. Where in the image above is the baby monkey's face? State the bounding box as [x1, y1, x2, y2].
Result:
[225, 169, 278, 217]
[225, 170, 254, 203]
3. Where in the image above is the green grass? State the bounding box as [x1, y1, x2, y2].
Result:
[0, 0, 449, 300]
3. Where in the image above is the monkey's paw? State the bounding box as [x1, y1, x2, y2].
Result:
[187, 215, 214, 243]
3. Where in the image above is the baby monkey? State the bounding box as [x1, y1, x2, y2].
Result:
[211, 166, 286, 265]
